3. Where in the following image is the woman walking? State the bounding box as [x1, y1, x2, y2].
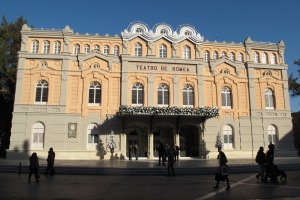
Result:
[214, 148, 230, 190]
[28, 152, 39, 183]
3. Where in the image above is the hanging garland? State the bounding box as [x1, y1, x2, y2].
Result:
[118, 105, 219, 117]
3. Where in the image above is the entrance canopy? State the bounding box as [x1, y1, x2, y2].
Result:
[117, 105, 219, 117]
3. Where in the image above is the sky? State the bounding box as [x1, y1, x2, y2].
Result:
[1, 0, 300, 112]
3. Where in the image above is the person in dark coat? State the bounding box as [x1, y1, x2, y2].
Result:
[214, 148, 230, 190]
[166, 144, 176, 177]
[264, 143, 277, 183]
[128, 145, 133, 160]
[157, 142, 166, 166]
[174, 144, 180, 161]
[255, 146, 265, 181]
[134, 145, 139, 160]
[28, 152, 39, 183]
[44, 147, 55, 176]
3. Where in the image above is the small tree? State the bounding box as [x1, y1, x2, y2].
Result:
[96, 139, 106, 160]
[215, 132, 223, 149]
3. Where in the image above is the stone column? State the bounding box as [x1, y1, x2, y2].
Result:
[148, 131, 154, 159]
[120, 132, 127, 159]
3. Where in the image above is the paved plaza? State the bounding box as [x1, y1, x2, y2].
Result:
[0, 157, 300, 199]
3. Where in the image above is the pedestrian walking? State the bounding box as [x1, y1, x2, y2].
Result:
[128, 145, 133, 160]
[157, 142, 166, 166]
[166, 144, 176, 177]
[264, 143, 277, 183]
[28, 152, 39, 183]
[44, 147, 55, 176]
[134, 144, 139, 160]
[174, 144, 180, 161]
[255, 146, 265, 182]
[214, 148, 230, 190]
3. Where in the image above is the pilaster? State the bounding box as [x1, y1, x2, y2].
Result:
[120, 133, 127, 158]
[14, 57, 26, 104]
[197, 64, 204, 106]
[148, 131, 154, 159]
[60, 58, 70, 105]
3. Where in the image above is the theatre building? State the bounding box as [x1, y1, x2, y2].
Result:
[9, 22, 294, 160]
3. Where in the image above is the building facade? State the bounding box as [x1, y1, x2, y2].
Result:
[9, 22, 294, 160]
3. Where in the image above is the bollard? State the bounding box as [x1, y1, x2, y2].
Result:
[18, 162, 21, 176]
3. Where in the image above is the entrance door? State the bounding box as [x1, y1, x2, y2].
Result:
[128, 131, 138, 156]
[180, 126, 199, 157]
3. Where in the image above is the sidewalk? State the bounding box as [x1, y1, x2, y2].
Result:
[1, 157, 300, 175]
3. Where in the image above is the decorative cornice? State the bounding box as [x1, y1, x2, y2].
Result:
[121, 21, 204, 44]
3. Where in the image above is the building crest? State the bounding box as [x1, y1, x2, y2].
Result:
[121, 21, 204, 44]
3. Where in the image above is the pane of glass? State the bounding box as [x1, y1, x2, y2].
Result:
[36, 88, 41, 101]
[88, 135, 93, 143]
[158, 91, 163, 104]
[164, 92, 169, 104]
[95, 89, 101, 103]
[189, 92, 194, 105]
[224, 135, 228, 143]
[229, 135, 233, 143]
[93, 135, 99, 143]
[33, 133, 38, 143]
[39, 133, 44, 143]
[138, 90, 143, 104]
[42, 87, 48, 102]
[221, 93, 226, 106]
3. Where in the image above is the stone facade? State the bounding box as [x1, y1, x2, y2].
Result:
[8, 22, 295, 160]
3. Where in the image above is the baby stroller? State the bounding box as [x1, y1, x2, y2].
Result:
[266, 164, 287, 182]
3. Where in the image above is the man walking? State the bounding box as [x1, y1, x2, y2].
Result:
[255, 147, 265, 182]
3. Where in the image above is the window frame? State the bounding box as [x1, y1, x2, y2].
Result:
[265, 88, 275, 109]
[32, 122, 45, 150]
[268, 125, 277, 144]
[88, 81, 101, 106]
[223, 125, 233, 149]
[134, 43, 142, 56]
[183, 46, 191, 59]
[131, 83, 144, 106]
[84, 44, 90, 54]
[32, 40, 39, 53]
[159, 44, 167, 58]
[74, 44, 80, 55]
[113, 46, 119, 56]
[221, 87, 232, 109]
[87, 123, 99, 150]
[53, 41, 61, 54]
[157, 83, 169, 107]
[182, 84, 194, 108]
[42, 40, 50, 54]
[103, 45, 109, 55]
[35, 80, 48, 105]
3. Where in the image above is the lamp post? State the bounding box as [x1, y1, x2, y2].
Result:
[107, 130, 117, 159]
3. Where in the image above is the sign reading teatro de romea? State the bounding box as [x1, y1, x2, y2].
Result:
[130, 62, 196, 73]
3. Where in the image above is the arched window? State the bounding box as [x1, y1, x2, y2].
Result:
[35, 80, 48, 104]
[183, 46, 191, 59]
[221, 87, 232, 109]
[238, 53, 243, 62]
[43, 41, 50, 54]
[159, 44, 167, 58]
[204, 51, 209, 61]
[84, 44, 90, 53]
[265, 88, 275, 109]
[88, 82, 101, 105]
[183, 84, 194, 108]
[254, 52, 259, 63]
[114, 46, 119, 56]
[229, 52, 235, 61]
[131, 83, 144, 106]
[32, 122, 45, 149]
[103, 45, 109, 55]
[93, 45, 100, 51]
[54, 41, 61, 54]
[87, 124, 99, 150]
[223, 125, 233, 149]
[268, 125, 277, 144]
[32, 40, 39, 53]
[270, 54, 276, 64]
[262, 52, 267, 64]
[157, 83, 169, 106]
[74, 44, 80, 55]
[134, 43, 142, 56]
[213, 51, 218, 60]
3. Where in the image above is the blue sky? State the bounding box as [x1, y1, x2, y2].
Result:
[1, 0, 300, 112]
